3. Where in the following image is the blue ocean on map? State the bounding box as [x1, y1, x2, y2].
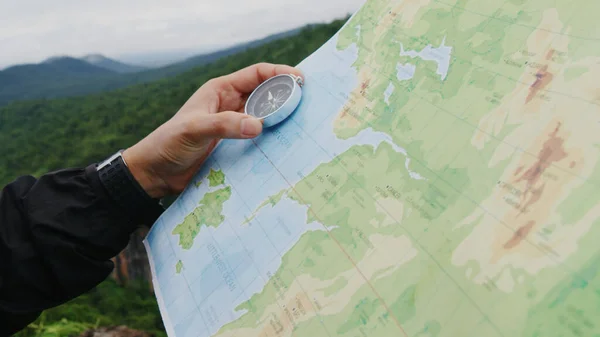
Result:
[145, 24, 444, 337]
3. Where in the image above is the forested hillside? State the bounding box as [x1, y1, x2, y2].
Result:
[6, 17, 347, 336]
[0, 57, 116, 106]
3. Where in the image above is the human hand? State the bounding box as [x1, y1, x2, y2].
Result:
[122, 63, 303, 199]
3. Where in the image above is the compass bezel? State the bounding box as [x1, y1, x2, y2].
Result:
[244, 74, 302, 127]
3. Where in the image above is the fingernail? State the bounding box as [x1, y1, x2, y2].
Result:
[241, 117, 262, 137]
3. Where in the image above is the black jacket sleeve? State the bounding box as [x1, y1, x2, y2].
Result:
[0, 164, 164, 335]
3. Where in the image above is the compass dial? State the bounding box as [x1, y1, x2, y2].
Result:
[246, 75, 295, 118]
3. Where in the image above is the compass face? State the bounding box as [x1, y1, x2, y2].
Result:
[246, 75, 295, 118]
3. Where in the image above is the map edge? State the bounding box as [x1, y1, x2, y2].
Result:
[143, 237, 177, 337]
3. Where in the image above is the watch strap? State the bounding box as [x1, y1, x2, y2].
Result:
[96, 150, 163, 225]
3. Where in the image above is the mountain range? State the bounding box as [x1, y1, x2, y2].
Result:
[0, 26, 305, 107]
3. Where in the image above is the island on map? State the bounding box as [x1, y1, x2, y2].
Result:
[208, 168, 225, 187]
[172, 170, 231, 250]
[242, 189, 287, 225]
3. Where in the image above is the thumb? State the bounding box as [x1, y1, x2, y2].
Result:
[194, 111, 263, 139]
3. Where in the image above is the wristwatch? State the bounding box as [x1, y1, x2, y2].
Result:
[96, 150, 164, 221]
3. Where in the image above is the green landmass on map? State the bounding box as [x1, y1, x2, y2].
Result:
[208, 168, 226, 187]
[172, 186, 232, 249]
[195, 180, 202, 188]
[242, 189, 287, 225]
[522, 246, 600, 336]
[175, 260, 183, 274]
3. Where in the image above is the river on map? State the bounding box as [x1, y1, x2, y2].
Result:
[149, 31, 450, 337]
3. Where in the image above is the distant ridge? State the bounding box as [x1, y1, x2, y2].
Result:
[81, 54, 146, 73]
[21, 56, 112, 76]
[0, 57, 114, 103]
[170, 26, 307, 71]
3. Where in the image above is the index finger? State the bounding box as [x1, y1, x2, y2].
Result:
[219, 63, 304, 94]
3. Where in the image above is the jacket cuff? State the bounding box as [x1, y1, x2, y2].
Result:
[85, 164, 164, 228]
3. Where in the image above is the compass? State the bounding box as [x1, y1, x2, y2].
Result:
[244, 74, 303, 127]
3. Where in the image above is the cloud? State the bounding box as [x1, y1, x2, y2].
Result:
[0, 0, 365, 68]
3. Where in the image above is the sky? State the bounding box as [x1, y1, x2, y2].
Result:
[0, 0, 365, 68]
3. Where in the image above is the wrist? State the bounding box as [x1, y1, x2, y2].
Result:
[95, 149, 165, 223]
[122, 147, 168, 199]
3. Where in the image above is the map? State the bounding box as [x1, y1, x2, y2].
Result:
[144, 0, 600, 336]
